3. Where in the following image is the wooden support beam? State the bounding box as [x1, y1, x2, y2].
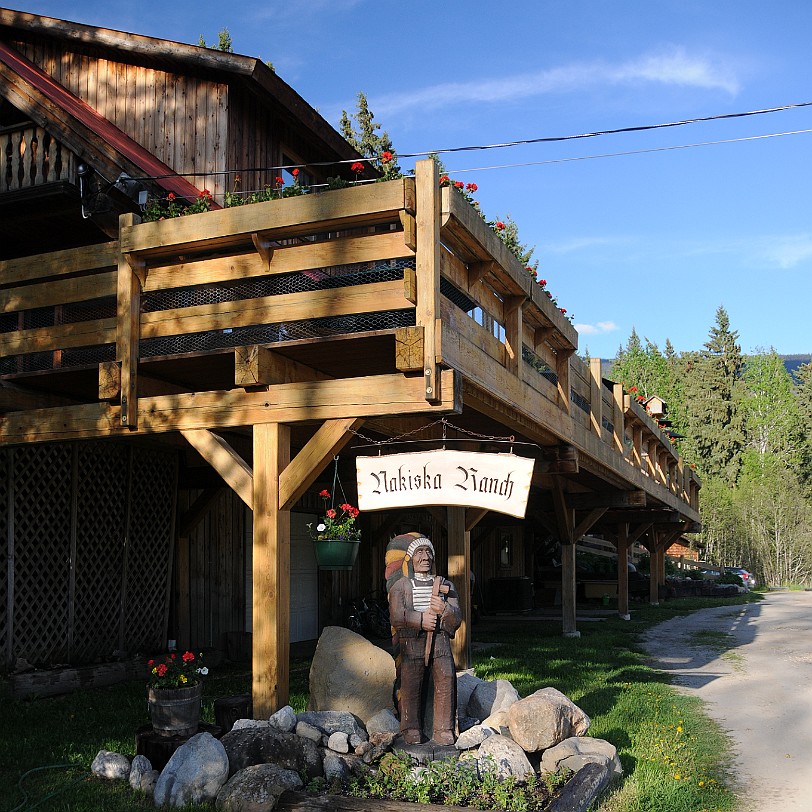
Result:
[403, 267, 417, 305]
[178, 486, 225, 537]
[464, 507, 488, 532]
[234, 346, 330, 388]
[415, 159, 441, 402]
[251, 233, 274, 267]
[589, 357, 603, 438]
[99, 360, 122, 402]
[0, 369, 461, 445]
[278, 418, 364, 511]
[628, 522, 653, 545]
[447, 506, 470, 669]
[252, 422, 291, 716]
[632, 426, 643, 470]
[612, 382, 624, 454]
[504, 295, 526, 377]
[426, 506, 447, 529]
[116, 214, 143, 429]
[555, 348, 573, 414]
[552, 479, 578, 637]
[395, 326, 424, 372]
[399, 211, 416, 252]
[468, 260, 496, 289]
[565, 490, 646, 510]
[533, 325, 554, 350]
[573, 507, 608, 541]
[538, 444, 579, 475]
[616, 523, 630, 619]
[181, 429, 254, 508]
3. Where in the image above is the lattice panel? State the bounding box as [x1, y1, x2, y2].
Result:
[123, 448, 177, 652]
[12, 444, 73, 664]
[71, 443, 128, 661]
[0, 449, 9, 662]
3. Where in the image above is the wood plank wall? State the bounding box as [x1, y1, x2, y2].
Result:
[12, 37, 230, 202]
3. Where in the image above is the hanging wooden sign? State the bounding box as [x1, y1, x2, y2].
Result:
[356, 449, 535, 518]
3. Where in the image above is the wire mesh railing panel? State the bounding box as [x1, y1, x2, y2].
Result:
[12, 444, 73, 664]
[123, 447, 177, 653]
[71, 443, 128, 662]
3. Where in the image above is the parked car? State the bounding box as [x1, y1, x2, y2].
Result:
[725, 567, 756, 589]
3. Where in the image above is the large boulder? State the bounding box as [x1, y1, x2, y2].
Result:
[153, 732, 230, 807]
[308, 627, 395, 721]
[468, 679, 521, 721]
[215, 763, 302, 812]
[507, 687, 590, 752]
[220, 727, 323, 780]
[539, 736, 623, 777]
[475, 734, 534, 781]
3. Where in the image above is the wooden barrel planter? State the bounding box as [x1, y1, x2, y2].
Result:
[313, 539, 360, 571]
[148, 682, 203, 737]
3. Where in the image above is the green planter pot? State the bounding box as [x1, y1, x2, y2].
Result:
[313, 539, 360, 571]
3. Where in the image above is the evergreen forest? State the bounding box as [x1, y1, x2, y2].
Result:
[609, 306, 812, 588]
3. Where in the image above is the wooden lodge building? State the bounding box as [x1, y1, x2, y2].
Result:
[0, 9, 700, 714]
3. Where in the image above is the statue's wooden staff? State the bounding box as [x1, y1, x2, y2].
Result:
[425, 576, 450, 666]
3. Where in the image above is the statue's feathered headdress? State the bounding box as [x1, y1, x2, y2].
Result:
[385, 532, 434, 592]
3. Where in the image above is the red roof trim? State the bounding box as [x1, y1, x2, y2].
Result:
[0, 40, 218, 207]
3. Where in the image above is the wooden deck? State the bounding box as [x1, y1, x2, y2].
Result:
[0, 159, 699, 713]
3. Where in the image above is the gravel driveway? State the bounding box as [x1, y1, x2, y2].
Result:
[640, 590, 812, 812]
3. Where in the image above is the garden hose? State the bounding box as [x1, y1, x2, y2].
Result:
[8, 763, 89, 812]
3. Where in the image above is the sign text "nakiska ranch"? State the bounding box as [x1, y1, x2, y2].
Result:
[356, 450, 534, 518]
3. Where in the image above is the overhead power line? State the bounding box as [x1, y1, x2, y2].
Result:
[132, 100, 812, 182]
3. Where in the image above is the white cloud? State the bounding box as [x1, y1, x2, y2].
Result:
[576, 321, 619, 336]
[543, 236, 632, 255]
[366, 46, 739, 119]
[758, 235, 812, 269]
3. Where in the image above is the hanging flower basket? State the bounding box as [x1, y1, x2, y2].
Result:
[313, 538, 361, 571]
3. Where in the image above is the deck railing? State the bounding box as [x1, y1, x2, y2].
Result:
[1, 122, 77, 192]
[0, 165, 698, 513]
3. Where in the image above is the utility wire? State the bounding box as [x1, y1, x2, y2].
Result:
[442, 128, 812, 175]
[130, 99, 812, 182]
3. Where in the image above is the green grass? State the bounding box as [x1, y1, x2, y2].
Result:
[1, 593, 760, 811]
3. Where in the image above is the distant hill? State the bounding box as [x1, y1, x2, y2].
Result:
[599, 354, 811, 383]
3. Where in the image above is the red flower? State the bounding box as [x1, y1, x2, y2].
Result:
[276, 176, 284, 185]
[292, 168, 300, 177]
[326, 509, 337, 519]
[454, 180, 464, 189]
[466, 183, 478, 192]
[439, 175, 450, 184]
[199, 189, 212, 199]
[319, 489, 330, 498]
[182, 651, 195, 663]
[167, 192, 176, 201]
[546, 290, 552, 298]
[170, 652, 176, 659]
[495, 221, 505, 230]
[538, 278, 547, 286]
[351, 162, 365, 174]
[629, 386, 638, 393]
[156, 663, 168, 676]
[340, 503, 353, 512]
[560, 308, 567, 314]
[349, 507, 360, 518]
[148, 659, 154, 666]
[381, 151, 393, 163]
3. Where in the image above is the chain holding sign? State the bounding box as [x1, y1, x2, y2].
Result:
[356, 449, 534, 519]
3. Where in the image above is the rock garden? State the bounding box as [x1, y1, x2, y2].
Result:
[90, 626, 621, 810]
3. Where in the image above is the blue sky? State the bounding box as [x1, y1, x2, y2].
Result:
[10, 0, 812, 360]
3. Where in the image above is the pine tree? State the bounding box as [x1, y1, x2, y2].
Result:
[681, 306, 744, 483]
[339, 92, 402, 178]
[198, 29, 234, 52]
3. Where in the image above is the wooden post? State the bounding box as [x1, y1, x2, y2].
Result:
[176, 536, 191, 651]
[616, 523, 630, 620]
[589, 357, 602, 437]
[612, 382, 624, 453]
[504, 296, 526, 378]
[252, 422, 291, 716]
[415, 159, 441, 403]
[556, 349, 573, 414]
[632, 426, 643, 470]
[552, 480, 578, 637]
[116, 213, 144, 428]
[447, 506, 470, 669]
[647, 438, 658, 480]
